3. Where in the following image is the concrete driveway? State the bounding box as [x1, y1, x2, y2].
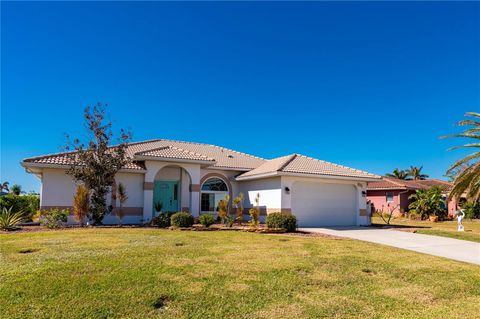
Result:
[299, 227, 480, 265]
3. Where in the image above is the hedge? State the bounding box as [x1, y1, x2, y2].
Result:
[0, 194, 40, 221]
[266, 212, 297, 232]
[171, 212, 194, 228]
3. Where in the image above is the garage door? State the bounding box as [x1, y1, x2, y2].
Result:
[291, 182, 357, 227]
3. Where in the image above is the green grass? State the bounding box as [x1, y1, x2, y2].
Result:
[1, 229, 480, 319]
[414, 229, 480, 242]
[372, 217, 480, 242]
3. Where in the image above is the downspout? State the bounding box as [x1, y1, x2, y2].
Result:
[397, 189, 410, 214]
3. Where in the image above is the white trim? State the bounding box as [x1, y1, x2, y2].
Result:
[236, 171, 380, 182]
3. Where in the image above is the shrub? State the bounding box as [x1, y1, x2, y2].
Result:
[233, 193, 244, 221]
[0, 207, 24, 230]
[266, 212, 297, 232]
[0, 194, 39, 221]
[40, 208, 69, 229]
[249, 193, 261, 228]
[73, 185, 89, 226]
[199, 214, 215, 227]
[217, 195, 230, 224]
[170, 212, 194, 228]
[461, 201, 480, 219]
[152, 211, 175, 228]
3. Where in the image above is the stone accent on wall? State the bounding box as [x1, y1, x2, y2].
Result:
[143, 182, 154, 190]
[189, 184, 200, 192]
[111, 207, 144, 216]
[181, 207, 190, 213]
[40, 206, 73, 213]
[41, 206, 144, 217]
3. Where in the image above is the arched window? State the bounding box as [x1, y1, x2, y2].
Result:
[201, 178, 228, 192]
[201, 177, 228, 213]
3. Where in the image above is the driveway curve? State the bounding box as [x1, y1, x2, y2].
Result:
[300, 227, 480, 265]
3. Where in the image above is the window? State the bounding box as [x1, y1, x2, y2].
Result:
[200, 177, 228, 213]
[386, 192, 394, 203]
[201, 178, 228, 191]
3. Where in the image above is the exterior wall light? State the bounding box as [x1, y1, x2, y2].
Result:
[285, 187, 290, 194]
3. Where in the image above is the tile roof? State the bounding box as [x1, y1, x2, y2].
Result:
[367, 177, 453, 191]
[135, 146, 215, 162]
[237, 154, 380, 180]
[23, 139, 265, 171]
[22, 139, 380, 180]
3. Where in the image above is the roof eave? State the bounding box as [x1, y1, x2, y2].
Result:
[235, 171, 280, 181]
[236, 171, 381, 182]
[21, 162, 147, 174]
[279, 171, 381, 182]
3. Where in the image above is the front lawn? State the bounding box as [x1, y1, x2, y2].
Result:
[1, 229, 479, 318]
[372, 216, 480, 243]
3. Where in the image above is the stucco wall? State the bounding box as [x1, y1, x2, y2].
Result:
[41, 168, 77, 207]
[237, 177, 282, 211]
[366, 189, 411, 215]
[40, 168, 146, 224]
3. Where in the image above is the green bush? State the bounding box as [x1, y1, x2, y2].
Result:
[199, 214, 215, 227]
[266, 212, 297, 232]
[40, 208, 69, 229]
[461, 202, 480, 219]
[0, 195, 39, 221]
[170, 212, 194, 228]
[152, 211, 175, 228]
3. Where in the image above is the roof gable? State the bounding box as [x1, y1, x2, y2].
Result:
[237, 154, 380, 180]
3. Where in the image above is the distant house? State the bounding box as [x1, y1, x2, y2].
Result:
[367, 177, 458, 217]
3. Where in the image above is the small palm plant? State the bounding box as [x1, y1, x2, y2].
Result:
[0, 207, 24, 230]
[249, 193, 261, 228]
[73, 185, 89, 226]
[154, 201, 163, 214]
[117, 183, 128, 225]
[233, 192, 244, 222]
[385, 169, 409, 180]
[408, 186, 443, 220]
[217, 194, 230, 225]
[443, 112, 480, 202]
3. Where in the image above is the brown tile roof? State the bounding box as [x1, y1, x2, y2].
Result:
[237, 154, 380, 180]
[135, 146, 215, 162]
[23, 139, 265, 171]
[367, 177, 453, 191]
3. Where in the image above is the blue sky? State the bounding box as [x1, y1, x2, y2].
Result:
[1, 2, 479, 192]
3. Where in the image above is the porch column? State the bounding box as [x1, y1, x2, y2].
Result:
[143, 182, 154, 222]
[183, 165, 201, 217]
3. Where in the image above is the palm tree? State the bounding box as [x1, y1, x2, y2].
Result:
[443, 112, 480, 202]
[0, 181, 9, 193]
[385, 168, 409, 180]
[407, 166, 429, 180]
[10, 184, 21, 196]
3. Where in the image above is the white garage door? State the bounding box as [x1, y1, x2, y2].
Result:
[291, 182, 357, 227]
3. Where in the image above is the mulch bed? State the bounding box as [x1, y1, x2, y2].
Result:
[1, 224, 342, 239]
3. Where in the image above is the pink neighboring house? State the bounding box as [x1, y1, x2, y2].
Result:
[367, 177, 458, 217]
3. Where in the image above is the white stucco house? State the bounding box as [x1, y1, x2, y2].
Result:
[21, 139, 381, 227]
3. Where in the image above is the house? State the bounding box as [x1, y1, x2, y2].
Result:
[367, 177, 457, 217]
[21, 139, 381, 227]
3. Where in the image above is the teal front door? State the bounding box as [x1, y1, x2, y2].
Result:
[153, 181, 179, 216]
